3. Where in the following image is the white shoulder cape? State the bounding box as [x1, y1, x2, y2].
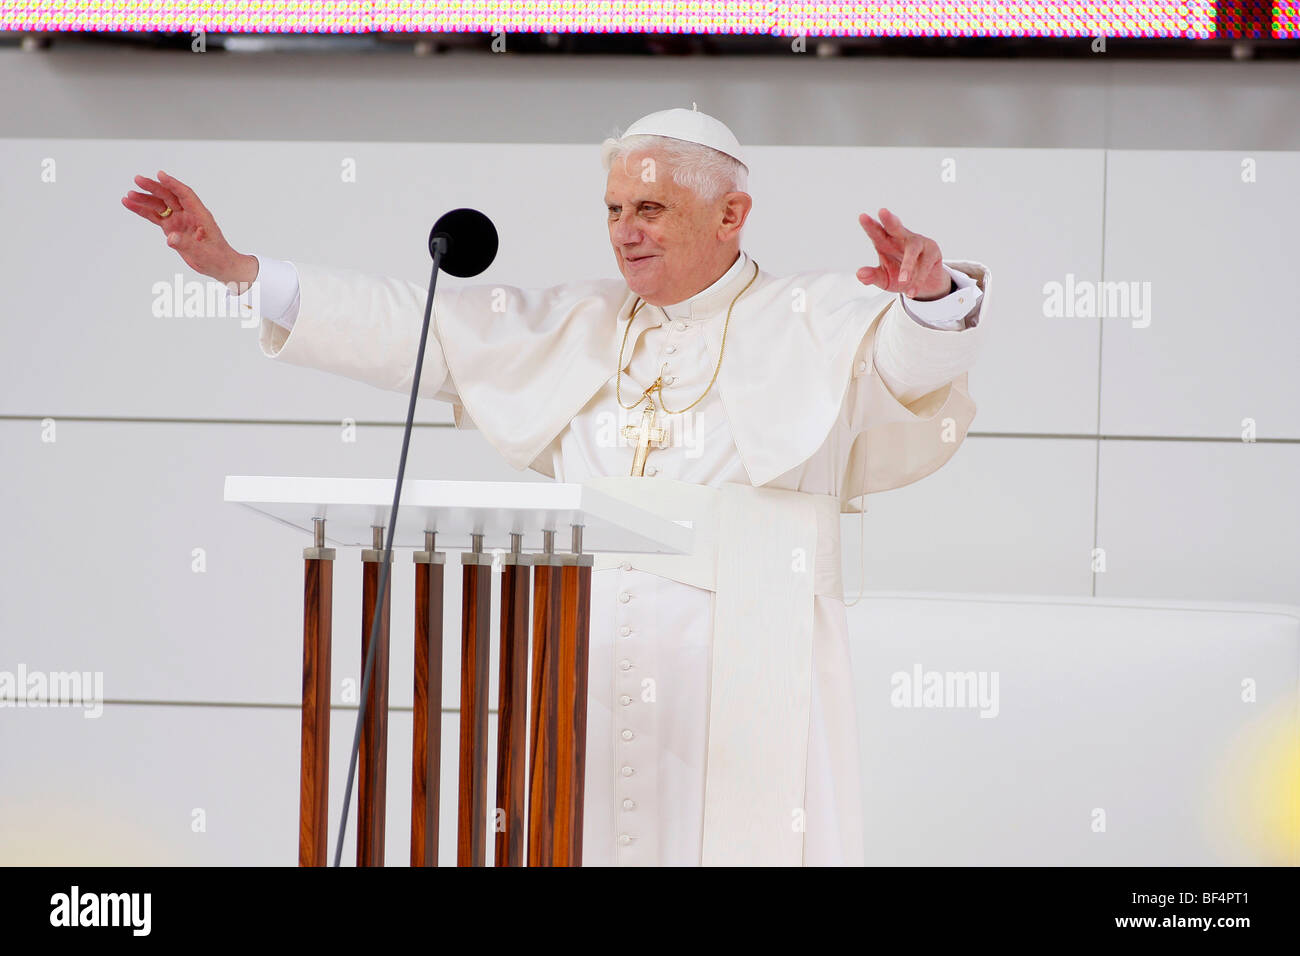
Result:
[263, 258, 988, 507]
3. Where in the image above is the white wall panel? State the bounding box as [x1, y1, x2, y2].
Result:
[24, 55, 1298, 151]
[1100, 151, 1300, 439]
[844, 436, 1097, 597]
[0, 138, 609, 424]
[1094, 440, 1300, 604]
[0, 418, 541, 707]
[0, 704, 483, 867]
[848, 594, 1300, 866]
[751, 146, 1104, 434]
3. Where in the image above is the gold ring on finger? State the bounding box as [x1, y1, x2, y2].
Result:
[159, 205, 173, 219]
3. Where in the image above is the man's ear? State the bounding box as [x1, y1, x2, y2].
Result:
[717, 191, 753, 240]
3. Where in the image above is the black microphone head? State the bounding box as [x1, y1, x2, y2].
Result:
[429, 208, 498, 278]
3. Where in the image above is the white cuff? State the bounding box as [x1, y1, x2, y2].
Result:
[874, 280, 986, 405]
[225, 254, 301, 331]
[899, 263, 982, 331]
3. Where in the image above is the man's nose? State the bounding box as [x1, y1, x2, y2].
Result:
[610, 214, 641, 245]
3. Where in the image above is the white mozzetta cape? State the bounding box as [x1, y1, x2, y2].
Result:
[258, 258, 987, 504]
[256, 255, 990, 865]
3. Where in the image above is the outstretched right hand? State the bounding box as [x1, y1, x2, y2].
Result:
[121, 170, 257, 289]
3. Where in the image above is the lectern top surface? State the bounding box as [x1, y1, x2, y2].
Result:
[223, 476, 693, 555]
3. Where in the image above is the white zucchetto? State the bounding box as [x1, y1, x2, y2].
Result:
[620, 105, 748, 172]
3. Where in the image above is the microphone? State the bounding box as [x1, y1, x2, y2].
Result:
[429, 207, 498, 277]
[332, 208, 497, 867]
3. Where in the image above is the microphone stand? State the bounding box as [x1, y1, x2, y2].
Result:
[332, 236, 447, 867]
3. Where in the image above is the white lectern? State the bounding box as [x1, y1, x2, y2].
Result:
[224, 476, 691, 868]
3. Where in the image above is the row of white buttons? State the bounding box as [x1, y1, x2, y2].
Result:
[616, 569, 640, 854]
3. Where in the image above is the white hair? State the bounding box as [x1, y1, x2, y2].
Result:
[599, 132, 748, 201]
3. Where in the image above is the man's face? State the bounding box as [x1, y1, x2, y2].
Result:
[605, 150, 748, 306]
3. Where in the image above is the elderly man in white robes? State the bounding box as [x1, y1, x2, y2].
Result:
[122, 107, 989, 867]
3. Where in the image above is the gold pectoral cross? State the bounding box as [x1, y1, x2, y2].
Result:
[621, 403, 668, 477]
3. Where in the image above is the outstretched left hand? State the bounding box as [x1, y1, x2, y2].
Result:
[857, 208, 952, 301]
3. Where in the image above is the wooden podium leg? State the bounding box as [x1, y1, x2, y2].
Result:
[299, 519, 335, 867]
[359, 526, 391, 868]
[457, 536, 491, 866]
[527, 542, 562, 867]
[556, 561, 593, 867]
[495, 535, 529, 867]
[411, 532, 445, 867]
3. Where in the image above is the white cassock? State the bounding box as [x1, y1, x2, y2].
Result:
[229, 247, 989, 866]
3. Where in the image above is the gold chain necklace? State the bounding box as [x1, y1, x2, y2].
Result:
[613, 258, 759, 476]
[616, 258, 759, 414]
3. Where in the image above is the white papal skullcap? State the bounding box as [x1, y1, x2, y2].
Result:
[621, 105, 748, 172]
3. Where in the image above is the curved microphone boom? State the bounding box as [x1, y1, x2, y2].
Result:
[332, 208, 498, 867]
